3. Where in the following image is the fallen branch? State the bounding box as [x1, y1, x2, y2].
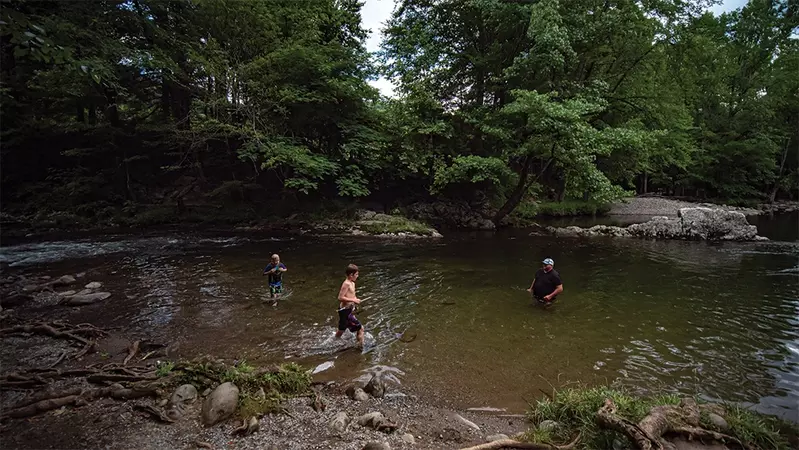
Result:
[123, 340, 140, 366]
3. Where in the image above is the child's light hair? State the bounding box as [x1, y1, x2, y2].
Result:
[271, 254, 280, 261]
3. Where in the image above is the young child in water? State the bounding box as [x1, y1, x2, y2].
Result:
[335, 264, 364, 349]
[263, 254, 287, 298]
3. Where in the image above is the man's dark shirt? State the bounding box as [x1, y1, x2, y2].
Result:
[533, 268, 562, 298]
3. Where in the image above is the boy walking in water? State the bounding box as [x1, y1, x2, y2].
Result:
[336, 264, 364, 349]
[263, 254, 287, 298]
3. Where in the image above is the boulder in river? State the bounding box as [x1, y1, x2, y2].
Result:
[543, 207, 766, 241]
[201, 382, 239, 426]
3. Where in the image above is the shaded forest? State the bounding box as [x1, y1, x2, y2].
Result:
[1, 0, 797, 228]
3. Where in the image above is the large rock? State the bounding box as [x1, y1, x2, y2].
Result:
[201, 382, 239, 426]
[364, 375, 386, 398]
[678, 207, 761, 240]
[362, 443, 390, 450]
[627, 216, 683, 239]
[166, 384, 198, 421]
[406, 201, 495, 230]
[543, 207, 766, 241]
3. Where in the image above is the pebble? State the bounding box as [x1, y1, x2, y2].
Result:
[538, 420, 559, 431]
[362, 443, 390, 450]
[486, 434, 509, 442]
[353, 388, 369, 402]
[400, 433, 415, 445]
[85, 281, 103, 289]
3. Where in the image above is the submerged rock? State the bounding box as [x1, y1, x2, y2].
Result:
[63, 292, 112, 306]
[201, 382, 239, 426]
[85, 281, 103, 289]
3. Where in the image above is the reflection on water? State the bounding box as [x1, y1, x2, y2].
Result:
[1, 225, 797, 422]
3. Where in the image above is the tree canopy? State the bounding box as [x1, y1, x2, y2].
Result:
[1, 0, 797, 225]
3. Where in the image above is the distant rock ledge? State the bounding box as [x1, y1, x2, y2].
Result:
[536, 207, 767, 241]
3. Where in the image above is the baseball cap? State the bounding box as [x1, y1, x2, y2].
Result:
[542, 258, 554, 265]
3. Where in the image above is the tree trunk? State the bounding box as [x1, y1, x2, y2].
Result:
[493, 155, 535, 225]
[104, 88, 120, 127]
[76, 99, 85, 123]
[88, 101, 97, 125]
[642, 172, 648, 194]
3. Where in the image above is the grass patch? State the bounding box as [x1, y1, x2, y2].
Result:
[356, 214, 437, 235]
[164, 359, 311, 418]
[523, 386, 795, 450]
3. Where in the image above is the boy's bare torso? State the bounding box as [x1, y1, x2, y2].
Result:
[339, 279, 356, 310]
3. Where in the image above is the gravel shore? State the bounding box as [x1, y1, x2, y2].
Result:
[609, 197, 762, 218]
[1, 382, 529, 450]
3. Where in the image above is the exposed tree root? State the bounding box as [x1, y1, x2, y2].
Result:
[232, 416, 260, 436]
[124, 340, 140, 366]
[1, 385, 159, 420]
[1, 323, 91, 346]
[597, 397, 752, 450]
[459, 433, 580, 450]
[133, 404, 176, 423]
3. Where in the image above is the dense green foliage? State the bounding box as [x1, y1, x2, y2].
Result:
[1, 0, 797, 226]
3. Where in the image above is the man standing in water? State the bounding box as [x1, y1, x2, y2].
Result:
[336, 264, 365, 349]
[527, 258, 563, 305]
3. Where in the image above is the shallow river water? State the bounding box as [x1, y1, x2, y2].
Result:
[1, 214, 797, 421]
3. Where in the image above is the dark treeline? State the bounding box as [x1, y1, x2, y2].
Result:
[1, 0, 797, 226]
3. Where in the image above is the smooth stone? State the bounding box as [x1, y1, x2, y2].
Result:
[201, 382, 239, 426]
[400, 433, 416, 445]
[538, 420, 559, 431]
[353, 388, 370, 402]
[486, 434, 509, 442]
[708, 413, 729, 431]
[329, 412, 349, 433]
[362, 443, 390, 450]
[85, 281, 103, 289]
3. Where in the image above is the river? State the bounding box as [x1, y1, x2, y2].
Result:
[1, 213, 797, 422]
